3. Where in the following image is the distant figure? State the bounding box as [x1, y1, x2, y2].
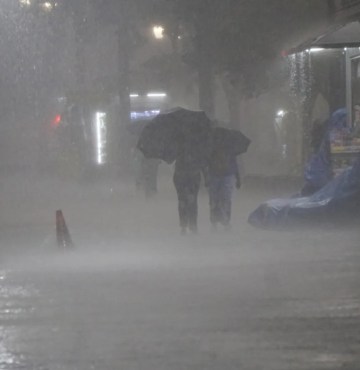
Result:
[173, 141, 207, 235]
[142, 157, 160, 198]
[301, 123, 331, 196]
[134, 149, 160, 198]
[310, 119, 326, 153]
[207, 146, 241, 230]
[300, 110, 346, 196]
[274, 111, 300, 174]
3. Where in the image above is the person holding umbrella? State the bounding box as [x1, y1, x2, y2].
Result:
[137, 108, 212, 234]
[207, 127, 250, 230]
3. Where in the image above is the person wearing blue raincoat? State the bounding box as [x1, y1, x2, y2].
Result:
[301, 109, 347, 196]
[248, 153, 360, 229]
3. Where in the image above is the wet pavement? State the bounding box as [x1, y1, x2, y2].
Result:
[0, 175, 359, 369]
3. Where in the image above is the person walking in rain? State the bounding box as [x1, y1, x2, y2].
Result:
[173, 140, 207, 235]
[207, 137, 241, 230]
[136, 107, 214, 234]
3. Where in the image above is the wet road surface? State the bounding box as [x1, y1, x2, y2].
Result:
[0, 176, 359, 369]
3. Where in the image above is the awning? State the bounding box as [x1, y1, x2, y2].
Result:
[286, 21, 360, 55]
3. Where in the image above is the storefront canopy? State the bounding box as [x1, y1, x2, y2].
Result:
[286, 21, 360, 54]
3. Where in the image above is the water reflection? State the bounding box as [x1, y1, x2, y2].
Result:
[0, 334, 25, 369]
[0, 270, 37, 369]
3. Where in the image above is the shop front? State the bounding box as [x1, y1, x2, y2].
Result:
[287, 12, 360, 176]
[330, 47, 360, 175]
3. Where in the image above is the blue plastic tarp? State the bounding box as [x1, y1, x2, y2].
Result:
[304, 141, 332, 189]
[248, 155, 360, 229]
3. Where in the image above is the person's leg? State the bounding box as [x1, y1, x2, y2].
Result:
[218, 175, 235, 227]
[209, 176, 221, 227]
[210, 176, 222, 228]
[173, 174, 188, 232]
[148, 160, 159, 195]
[187, 173, 201, 233]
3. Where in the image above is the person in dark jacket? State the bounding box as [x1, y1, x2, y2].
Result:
[207, 148, 240, 230]
[173, 140, 207, 235]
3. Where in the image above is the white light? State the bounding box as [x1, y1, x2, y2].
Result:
[95, 112, 107, 165]
[277, 110, 285, 117]
[40, 2, 53, 11]
[344, 47, 348, 51]
[153, 26, 165, 39]
[130, 93, 139, 98]
[309, 48, 324, 53]
[147, 92, 167, 98]
[20, 0, 31, 6]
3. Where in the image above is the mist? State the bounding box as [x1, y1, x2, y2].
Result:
[0, 1, 359, 369]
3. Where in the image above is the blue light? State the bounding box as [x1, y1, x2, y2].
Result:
[131, 110, 160, 121]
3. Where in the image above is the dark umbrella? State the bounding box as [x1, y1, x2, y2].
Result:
[137, 108, 212, 164]
[211, 127, 251, 156]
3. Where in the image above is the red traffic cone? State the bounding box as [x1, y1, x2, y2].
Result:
[56, 210, 74, 249]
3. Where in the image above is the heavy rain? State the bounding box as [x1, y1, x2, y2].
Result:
[0, 0, 359, 369]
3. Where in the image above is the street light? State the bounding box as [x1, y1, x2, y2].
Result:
[277, 110, 286, 118]
[153, 25, 165, 40]
[40, 2, 53, 12]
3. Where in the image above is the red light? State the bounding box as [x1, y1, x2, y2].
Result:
[51, 114, 61, 128]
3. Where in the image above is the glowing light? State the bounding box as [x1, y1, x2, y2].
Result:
[309, 48, 324, 53]
[40, 2, 53, 11]
[95, 112, 107, 165]
[277, 110, 286, 118]
[130, 93, 139, 98]
[20, 0, 31, 6]
[51, 114, 61, 128]
[153, 26, 165, 39]
[147, 92, 167, 98]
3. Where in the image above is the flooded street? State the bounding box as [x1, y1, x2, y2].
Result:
[0, 175, 359, 369]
